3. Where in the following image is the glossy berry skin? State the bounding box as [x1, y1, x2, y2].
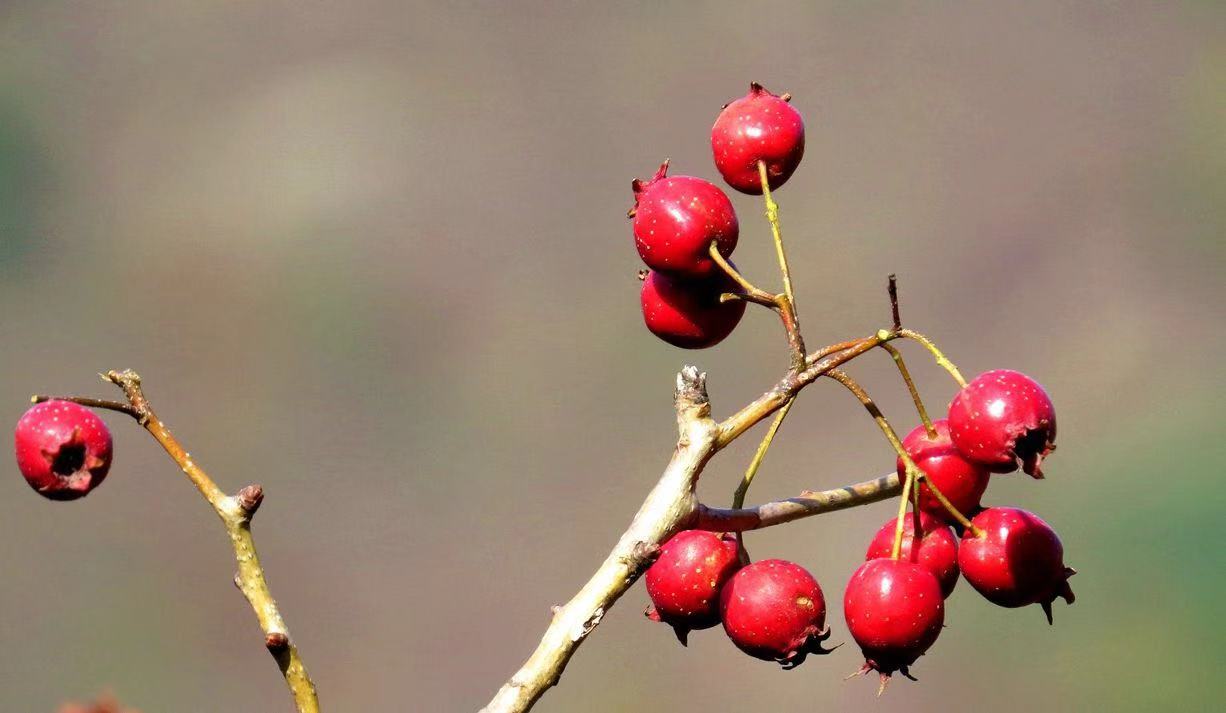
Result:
[15, 400, 113, 500]
[897, 419, 990, 524]
[644, 530, 741, 644]
[959, 507, 1076, 624]
[947, 369, 1056, 478]
[865, 513, 960, 598]
[640, 270, 746, 349]
[844, 558, 945, 686]
[719, 559, 832, 668]
[711, 82, 805, 194]
[630, 161, 738, 279]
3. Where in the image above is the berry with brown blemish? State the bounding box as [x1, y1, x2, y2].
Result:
[719, 558, 833, 668]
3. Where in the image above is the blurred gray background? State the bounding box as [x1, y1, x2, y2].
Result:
[1, 1, 1222, 711]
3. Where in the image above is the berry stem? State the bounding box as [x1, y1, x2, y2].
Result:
[708, 242, 807, 368]
[824, 368, 981, 535]
[708, 242, 773, 301]
[891, 466, 917, 559]
[897, 328, 967, 387]
[732, 396, 795, 509]
[879, 342, 936, 438]
[757, 160, 796, 306]
[39, 372, 320, 713]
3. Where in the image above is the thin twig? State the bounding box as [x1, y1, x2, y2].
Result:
[732, 396, 795, 509]
[897, 328, 967, 387]
[758, 160, 796, 306]
[879, 343, 936, 437]
[824, 368, 980, 535]
[708, 243, 807, 365]
[888, 274, 901, 332]
[50, 371, 320, 712]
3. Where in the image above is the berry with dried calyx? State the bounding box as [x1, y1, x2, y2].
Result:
[958, 507, 1076, 624]
[630, 160, 739, 279]
[15, 400, 113, 500]
[947, 370, 1056, 478]
[844, 558, 945, 692]
[719, 559, 833, 668]
[711, 82, 805, 194]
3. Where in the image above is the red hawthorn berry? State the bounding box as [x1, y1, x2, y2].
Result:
[640, 270, 746, 349]
[896, 419, 990, 524]
[643, 530, 741, 644]
[865, 513, 960, 598]
[947, 369, 1056, 478]
[959, 507, 1076, 624]
[15, 400, 113, 500]
[711, 82, 805, 194]
[630, 160, 739, 279]
[844, 558, 945, 690]
[719, 559, 832, 668]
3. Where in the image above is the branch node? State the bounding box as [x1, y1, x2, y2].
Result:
[265, 632, 290, 653]
[236, 484, 265, 516]
[620, 541, 662, 576]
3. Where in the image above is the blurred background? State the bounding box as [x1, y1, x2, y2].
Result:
[1, 1, 1222, 711]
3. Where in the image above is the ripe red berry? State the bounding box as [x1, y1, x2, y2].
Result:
[865, 513, 960, 598]
[711, 82, 805, 194]
[14, 400, 113, 500]
[947, 369, 1056, 478]
[844, 558, 945, 689]
[644, 530, 741, 644]
[630, 160, 739, 279]
[958, 507, 1076, 624]
[640, 270, 746, 349]
[897, 419, 990, 524]
[719, 558, 832, 668]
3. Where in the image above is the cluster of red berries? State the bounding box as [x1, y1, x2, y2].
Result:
[633, 83, 804, 348]
[644, 369, 1074, 691]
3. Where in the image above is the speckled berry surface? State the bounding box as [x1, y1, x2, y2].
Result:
[630, 161, 738, 278]
[644, 530, 741, 643]
[896, 419, 991, 523]
[14, 400, 113, 500]
[719, 558, 831, 668]
[865, 513, 960, 598]
[947, 369, 1056, 478]
[844, 558, 945, 683]
[640, 269, 746, 349]
[959, 507, 1076, 623]
[711, 82, 805, 194]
